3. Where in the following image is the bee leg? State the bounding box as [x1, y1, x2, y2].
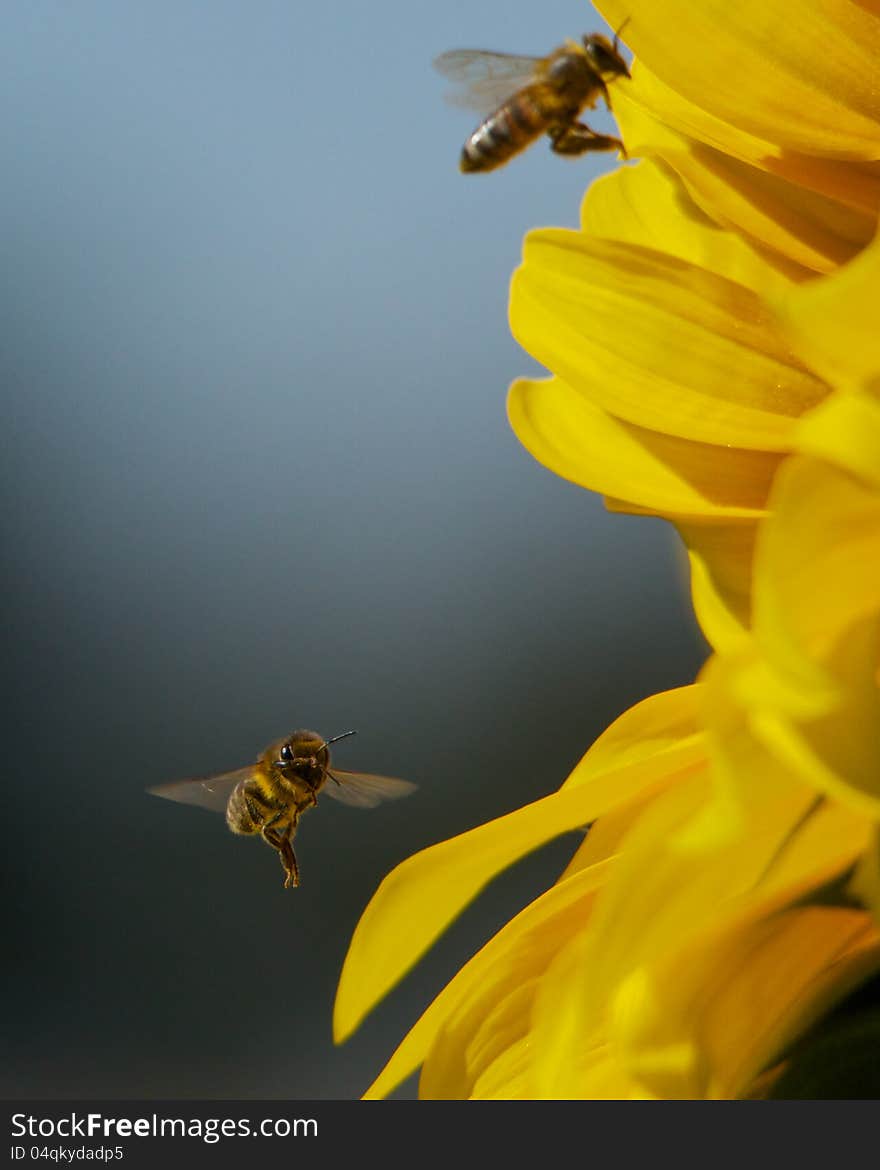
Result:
[280, 840, 300, 889]
[549, 122, 626, 159]
[262, 826, 300, 889]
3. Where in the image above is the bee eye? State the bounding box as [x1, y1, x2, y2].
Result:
[279, 744, 294, 763]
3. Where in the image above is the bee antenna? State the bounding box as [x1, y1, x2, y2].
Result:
[612, 17, 631, 54]
[322, 730, 358, 750]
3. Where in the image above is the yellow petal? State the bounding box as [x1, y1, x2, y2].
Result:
[531, 763, 870, 1097]
[598, 1, 880, 156]
[363, 860, 612, 1100]
[334, 732, 706, 1044]
[797, 391, 880, 489]
[469, 1036, 532, 1100]
[775, 229, 880, 393]
[616, 906, 880, 1099]
[581, 158, 810, 294]
[510, 230, 828, 450]
[529, 773, 709, 1097]
[613, 81, 877, 274]
[416, 862, 610, 1100]
[508, 375, 778, 519]
[675, 519, 756, 651]
[755, 458, 880, 677]
[613, 790, 875, 1099]
[743, 457, 880, 812]
[613, 64, 880, 213]
[528, 927, 604, 1098]
[559, 686, 704, 880]
[562, 684, 701, 784]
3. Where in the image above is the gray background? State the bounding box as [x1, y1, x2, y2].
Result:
[2, 1, 705, 1099]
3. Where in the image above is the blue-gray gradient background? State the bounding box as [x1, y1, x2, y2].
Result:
[2, 1, 706, 1099]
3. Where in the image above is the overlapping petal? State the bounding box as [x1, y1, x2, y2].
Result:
[395, 743, 874, 1099]
[698, 229, 880, 820]
[609, 63, 880, 216]
[334, 687, 705, 1051]
[508, 375, 778, 518]
[707, 456, 880, 819]
[614, 80, 878, 274]
[507, 155, 841, 648]
[528, 750, 873, 1098]
[775, 226, 880, 394]
[582, 158, 813, 293]
[614, 904, 880, 1099]
[597, 0, 880, 157]
[510, 229, 827, 451]
[674, 519, 756, 651]
[337, 2, 880, 1102]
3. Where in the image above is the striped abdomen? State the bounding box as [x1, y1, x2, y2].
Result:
[460, 86, 549, 173]
[226, 776, 292, 836]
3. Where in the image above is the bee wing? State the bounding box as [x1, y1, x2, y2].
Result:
[323, 770, 417, 810]
[434, 49, 542, 113]
[147, 766, 254, 813]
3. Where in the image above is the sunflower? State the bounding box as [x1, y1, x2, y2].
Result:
[335, 1, 880, 1098]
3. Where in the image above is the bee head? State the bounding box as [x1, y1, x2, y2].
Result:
[582, 31, 630, 80]
[274, 728, 357, 773]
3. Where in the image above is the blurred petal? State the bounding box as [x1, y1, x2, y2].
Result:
[616, 906, 880, 1099]
[849, 831, 880, 921]
[528, 927, 605, 1098]
[334, 723, 706, 1043]
[598, 1, 880, 156]
[797, 391, 880, 489]
[363, 861, 609, 1099]
[414, 862, 609, 1100]
[749, 458, 880, 812]
[531, 768, 870, 1097]
[775, 229, 880, 392]
[675, 519, 756, 651]
[755, 461, 880, 678]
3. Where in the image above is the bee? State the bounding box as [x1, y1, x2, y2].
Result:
[434, 28, 630, 173]
[148, 729, 416, 888]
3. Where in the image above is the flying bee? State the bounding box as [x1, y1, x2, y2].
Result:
[434, 28, 630, 173]
[148, 729, 416, 889]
